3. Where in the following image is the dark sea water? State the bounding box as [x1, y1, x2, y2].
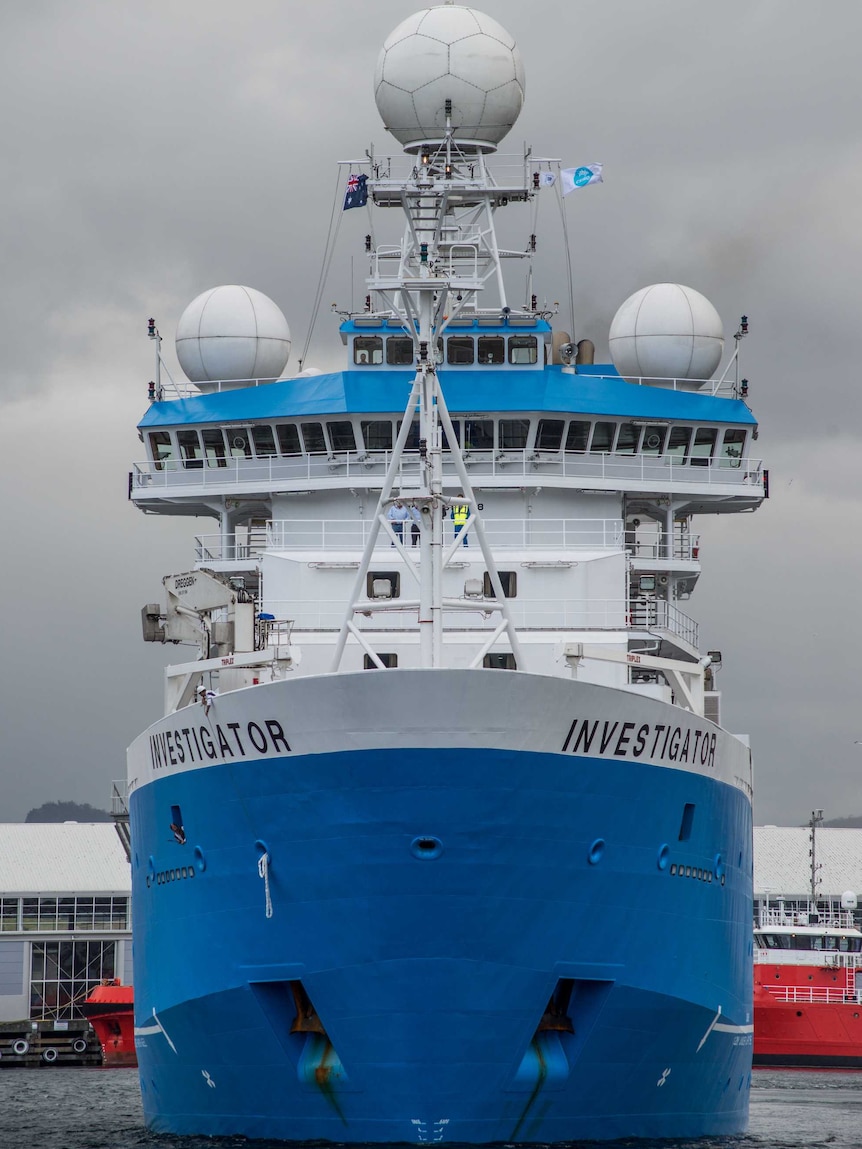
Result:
[0, 1069, 860, 1149]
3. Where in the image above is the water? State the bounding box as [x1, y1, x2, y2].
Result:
[0, 1069, 860, 1149]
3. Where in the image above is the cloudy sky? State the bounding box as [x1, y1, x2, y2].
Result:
[1, 0, 860, 826]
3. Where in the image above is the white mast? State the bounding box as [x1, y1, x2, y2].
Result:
[331, 111, 533, 673]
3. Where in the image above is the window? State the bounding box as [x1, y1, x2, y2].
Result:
[397, 419, 422, 450]
[361, 420, 393, 450]
[590, 422, 615, 453]
[202, 428, 227, 467]
[300, 423, 327, 454]
[615, 423, 640, 454]
[641, 425, 667, 455]
[30, 940, 116, 1021]
[327, 421, 356, 452]
[386, 337, 414, 365]
[477, 335, 505, 364]
[508, 335, 538, 364]
[536, 419, 564, 450]
[483, 653, 517, 670]
[666, 426, 692, 463]
[719, 428, 746, 467]
[228, 430, 252, 459]
[0, 898, 18, 931]
[565, 421, 590, 452]
[690, 428, 717, 467]
[277, 424, 302, 456]
[499, 419, 529, 449]
[251, 425, 277, 457]
[177, 429, 203, 468]
[148, 431, 175, 471]
[354, 336, 383, 365]
[364, 653, 398, 669]
[447, 336, 474, 365]
[463, 419, 493, 450]
[19, 897, 128, 933]
[483, 571, 517, 598]
[366, 571, 400, 599]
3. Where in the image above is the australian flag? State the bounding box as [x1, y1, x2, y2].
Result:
[343, 173, 368, 210]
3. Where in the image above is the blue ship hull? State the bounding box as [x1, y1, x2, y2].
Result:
[129, 674, 752, 1143]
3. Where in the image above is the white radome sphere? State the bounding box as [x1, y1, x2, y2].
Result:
[842, 891, 858, 910]
[609, 283, 724, 388]
[176, 285, 291, 390]
[375, 6, 524, 151]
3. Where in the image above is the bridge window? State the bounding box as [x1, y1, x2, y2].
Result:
[463, 419, 494, 450]
[536, 419, 564, 450]
[477, 335, 505, 364]
[590, 422, 615, 453]
[361, 420, 393, 450]
[364, 653, 398, 669]
[202, 428, 227, 467]
[386, 337, 414, 366]
[499, 419, 529, 449]
[300, 423, 327, 454]
[565, 421, 590, 452]
[483, 571, 517, 598]
[666, 426, 692, 463]
[327, 421, 356, 452]
[354, 336, 383, 365]
[720, 428, 746, 467]
[690, 428, 717, 466]
[447, 336, 474, 365]
[177, 429, 203, 468]
[148, 431, 174, 470]
[641, 425, 667, 455]
[228, 431, 252, 459]
[251, 425, 277, 457]
[277, 424, 302, 456]
[615, 423, 640, 454]
[508, 335, 538, 364]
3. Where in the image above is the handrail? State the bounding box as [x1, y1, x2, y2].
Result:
[132, 449, 765, 492]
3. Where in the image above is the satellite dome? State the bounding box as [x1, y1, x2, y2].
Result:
[374, 6, 525, 152]
[609, 283, 724, 389]
[175, 285, 291, 391]
[842, 891, 858, 910]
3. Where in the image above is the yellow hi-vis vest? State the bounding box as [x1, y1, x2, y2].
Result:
[453, 504, 469, 526]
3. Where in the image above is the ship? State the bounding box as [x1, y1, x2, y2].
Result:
[82, 981, 137, 1068]
[754, 815, 862, 1069]
[126, 5, 764, 1141]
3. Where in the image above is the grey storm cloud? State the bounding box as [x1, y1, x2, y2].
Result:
[1, 0, 861, 823]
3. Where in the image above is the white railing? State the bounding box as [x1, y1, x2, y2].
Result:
[629, 598, 699, 648]
[757, 908, 858, 930]
[131, 450, 764, 493]
[761, 984, 862, 1004]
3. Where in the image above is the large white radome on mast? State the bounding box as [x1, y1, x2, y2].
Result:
[374, 5, 525, 151]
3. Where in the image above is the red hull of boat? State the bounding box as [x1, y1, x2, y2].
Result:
[754, 963, 862, 1069]
[82, 983, 136, 1069]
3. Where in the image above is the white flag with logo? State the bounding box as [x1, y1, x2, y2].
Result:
[538, 171, 556, 187]
[560, 163, 603, 195]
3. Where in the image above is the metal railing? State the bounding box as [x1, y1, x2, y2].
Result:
[760, 984, 862, 1004]
[629, 598, 699, 648]
[757, 908, 858, 930]
[132, 449, 765, 493]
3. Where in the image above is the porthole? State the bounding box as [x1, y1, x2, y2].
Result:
[411, 836, 443, 860]
[588, 838, 605, 866]
[670, 863, 677, 876]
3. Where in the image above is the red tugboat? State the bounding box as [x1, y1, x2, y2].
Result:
[754, 813, 862, 1068]
[82, 980, 136, 1068]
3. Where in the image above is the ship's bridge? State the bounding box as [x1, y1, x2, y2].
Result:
[131, 363, 763, 515]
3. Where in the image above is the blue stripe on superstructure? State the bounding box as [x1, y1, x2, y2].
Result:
[129, 744, 752, 1142]
[138, 365, 756, 428]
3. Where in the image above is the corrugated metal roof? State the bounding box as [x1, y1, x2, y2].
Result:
[0, 824, 130, 895]
[754, 826, 862, 898]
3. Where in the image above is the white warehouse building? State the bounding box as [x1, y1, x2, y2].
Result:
[754, 824, 862, 919]
[0, 824, 131, 1023]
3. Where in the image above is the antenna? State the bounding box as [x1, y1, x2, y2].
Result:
[809, 809, 824, 903]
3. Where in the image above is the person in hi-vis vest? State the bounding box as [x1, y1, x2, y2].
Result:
[451, 496, 469, 546]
